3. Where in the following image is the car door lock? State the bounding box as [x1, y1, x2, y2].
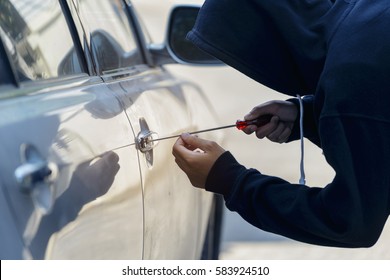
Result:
[136, 118, 158, 167]
[136, 130, 158, 153]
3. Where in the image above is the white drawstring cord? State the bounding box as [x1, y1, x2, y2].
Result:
[296, 95, 306, 185]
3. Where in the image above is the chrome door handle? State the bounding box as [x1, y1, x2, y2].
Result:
[15, 161, 52, 192]
[14, 144, 57, 193]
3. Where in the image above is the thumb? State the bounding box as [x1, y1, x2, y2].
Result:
[180, 133, 214, 152]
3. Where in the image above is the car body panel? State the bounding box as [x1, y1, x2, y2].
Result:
[0, 0, 222, 259]
[0, 76, 144, 259]
[69, 0, 221, 259]
[0, 181, 25, 259]
[111, 67, 221, 259]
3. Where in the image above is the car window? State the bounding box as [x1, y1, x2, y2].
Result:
[0, 34, 12, 86]
[0, 0, 84, 82]
[77, 0, 143, 74]
[127, 1, 152, 45]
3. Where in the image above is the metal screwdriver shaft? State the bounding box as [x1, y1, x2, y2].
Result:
[151, 124, 237, 142]
[151, 114, 272, 142]
[110, 115, 272, 152]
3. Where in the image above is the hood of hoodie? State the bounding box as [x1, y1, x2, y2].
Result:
[186, 0, 332, 97]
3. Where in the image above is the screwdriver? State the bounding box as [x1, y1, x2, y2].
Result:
[235, 114, 272, 130]
[151, 114, 272, 142]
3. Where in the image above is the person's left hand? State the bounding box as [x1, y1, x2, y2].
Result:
[172, 133, 225, 189]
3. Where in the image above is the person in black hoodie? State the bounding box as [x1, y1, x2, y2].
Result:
[172, 0, 390, 247]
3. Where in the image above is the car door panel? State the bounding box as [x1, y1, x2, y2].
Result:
[0, 78, 144, 259]
[0, 0, 224, 260]
[0, 182, 25, 259]
[68, 0, 209, 259]
[112, 67, 223, 259]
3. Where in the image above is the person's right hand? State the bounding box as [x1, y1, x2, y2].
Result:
[243, 100, 298, 143]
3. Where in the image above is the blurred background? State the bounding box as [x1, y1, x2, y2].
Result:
[132, 0, 390, 259]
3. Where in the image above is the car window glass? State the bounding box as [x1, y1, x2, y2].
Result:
[0, 0, 84, 82]
[129, 4, 152, 45]
[0, 33, 12, 85]
[78, 0, 143, 74]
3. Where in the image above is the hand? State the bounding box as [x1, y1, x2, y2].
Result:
[172, 133, 225, 189]
[243, 100, 298, 143]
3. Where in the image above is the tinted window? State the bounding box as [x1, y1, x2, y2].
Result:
[77, 0, 142, 74]
[0, 0, 84, 82]
[0, 34, 13, 85]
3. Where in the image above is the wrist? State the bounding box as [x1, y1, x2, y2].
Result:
[205, 151, 245, 197]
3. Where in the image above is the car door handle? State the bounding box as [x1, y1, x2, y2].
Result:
[15, 161, 53, 192]
[14, 144, 57, 193]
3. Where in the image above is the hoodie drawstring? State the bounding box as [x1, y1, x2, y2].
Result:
[296, 95, 306, 185]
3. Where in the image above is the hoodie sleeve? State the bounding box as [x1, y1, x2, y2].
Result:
[206, 119, 390, 248]
[187, 0, 331, 96]
[287, 95, 321, 147]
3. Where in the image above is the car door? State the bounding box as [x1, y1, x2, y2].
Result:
[0, 0, 143, 259]
[119, 72, 223, 259]
[73, 0, 222, 259]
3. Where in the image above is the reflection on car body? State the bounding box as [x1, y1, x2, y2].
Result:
[0, 0, 224, 259]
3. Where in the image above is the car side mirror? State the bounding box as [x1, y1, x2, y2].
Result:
[149, 5, 224, 66]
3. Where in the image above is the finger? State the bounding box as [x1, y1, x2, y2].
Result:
[243, 115, 279, 135]
[172, 135, 208, 162]
[180, 133, 217, 153]
[172, 136, 192, 159]
[277, 127, 292, 143]
[174, 156, 187, 172]
[255, 116, 279, 139]
[267, 122, 285, 142]
[242, 124, 256, 135]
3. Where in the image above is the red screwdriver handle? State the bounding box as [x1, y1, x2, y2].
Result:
[236, 114, 272, 130]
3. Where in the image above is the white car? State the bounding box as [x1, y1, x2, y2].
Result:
[0, 0, 223, 259]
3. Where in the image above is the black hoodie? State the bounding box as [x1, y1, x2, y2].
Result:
[188, 0, 390, 247]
